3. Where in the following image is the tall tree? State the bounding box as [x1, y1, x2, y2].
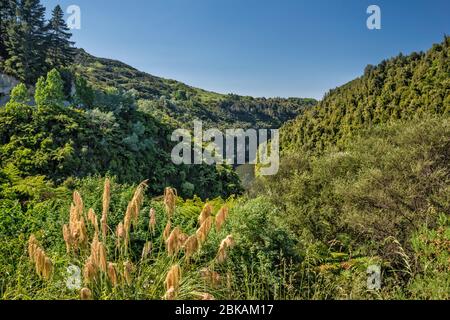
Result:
[46, 5, 75, 69]
[35, 68, 65, 108]
[4, 0, 48, 83]
[0, 0, 17, 60]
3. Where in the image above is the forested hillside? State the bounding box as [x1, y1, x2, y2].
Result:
[281, 37, 450, 153]
[74, 49, 316, 129]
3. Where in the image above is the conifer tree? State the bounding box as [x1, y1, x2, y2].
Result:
[46, 5, 75, 69]
[0, 0, 17, 60]
[4, 0, 48, 83]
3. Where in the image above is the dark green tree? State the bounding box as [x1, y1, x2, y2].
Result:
[0, 0, 17, 60]
[46, 5, 75, 69]
[4, 0, 48, 83]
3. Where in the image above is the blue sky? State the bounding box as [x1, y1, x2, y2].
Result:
[42, 0, 450, 99]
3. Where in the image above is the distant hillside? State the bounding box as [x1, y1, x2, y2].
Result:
[74, 49, 317, 129]
[281, 37, 450, 153]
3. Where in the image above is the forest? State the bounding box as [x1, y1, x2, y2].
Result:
[0, 0, 449, 300]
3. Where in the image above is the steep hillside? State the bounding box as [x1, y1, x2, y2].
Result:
[281, 37, 450, 153]
[74, 49, 317, 129]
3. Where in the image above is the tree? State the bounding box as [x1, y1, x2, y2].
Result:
[0, 0, 17, 60]
[4, 0, 48, 83]
[74, 76, 95, 107]
[4, 83, 32, 118]
[35, 69, 64, 107]
[46, 5, 75, 69]
[8, 82, 29, 105]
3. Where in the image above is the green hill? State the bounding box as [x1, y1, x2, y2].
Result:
[281, 37, 450, 154]
[74, 49, 317, 129]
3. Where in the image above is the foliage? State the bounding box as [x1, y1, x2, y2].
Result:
[281, 37, 450, 154]
[45, 5, 76, 69]
[74, 50, 317, 130]
[0, 70, 242, 200]
[0, 177, 296, 300]
[0, 0, 75, 83]
[251, 116, 450, 298]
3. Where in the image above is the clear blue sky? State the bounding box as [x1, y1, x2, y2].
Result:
[42, 0, 450, 99]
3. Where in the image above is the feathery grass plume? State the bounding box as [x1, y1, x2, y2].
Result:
[78, 217, 88, 246]
[101, 178, 111, 239]
[163, 221, 172, 241]
[149, 208, 156, 233]
[87, 208, 99, 233]
[164, 187, 177, 218]
[196, 216, 212, 245]
[116, 222, 124, 247]
[165, 264, 181, 294]
[199, 204, 212, 226]
[28, 235, 53, 280]
[42, 257, 53, 280]
[199, 268, 221, 287]
[62, 224, 71, 253]
[28, 234, 38, 260]
[141, 241, 152, 260]
[65, 192, 89, 253]
[98, 242, 107, 273]
[216, 235, 235, 264]
[183, 235, 199, 261]
[215, 206, 229, 232]
[178, 232, 188, 245]
[73, 191, 84, 217]
[100, 216, 107, 240]
[89, 233, 107, 273]
[122, 180, 148, 247]
[90, 232, 100, 266]
[80, 287, 92, 300]
[166, 227, 182, 256]
[83, 256, 97, 285]
[34, 247, 45, 277]
[107, 262, 118, 287]
[127, 180, 148, 225]
[123, 261, 134, 286]
[123, 212, 132, 247]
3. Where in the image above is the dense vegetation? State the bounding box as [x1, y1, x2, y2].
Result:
[281, 37, 450, 153]
[0, 0, 75, 84]
[74, 49, 317, 129]
[253, 116, 449, 298]
[0, 0, 449, 301]
[0, 69, 242, 200]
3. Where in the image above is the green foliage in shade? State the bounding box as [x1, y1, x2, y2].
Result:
[0, 70, 242, 201]
[281, 37, 450, 154]
[74, 76, 95, 107]
[0, 1, 76, 84]
[0, 0, 16, 59]
[3, 0, 48, 84]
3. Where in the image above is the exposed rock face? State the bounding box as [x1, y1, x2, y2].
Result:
[0, 73, 20, 106]
[0, 73, 19, 95]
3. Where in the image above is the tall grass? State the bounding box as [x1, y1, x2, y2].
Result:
[24, 180, 242, 300]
